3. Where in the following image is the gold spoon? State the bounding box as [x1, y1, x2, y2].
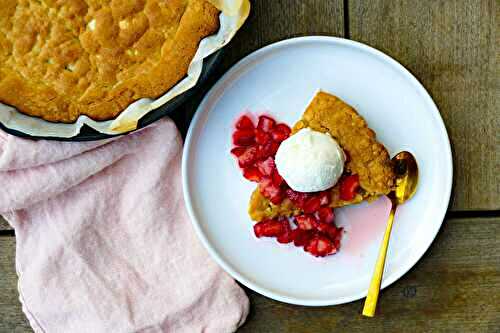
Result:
[362, 151, 419, 317]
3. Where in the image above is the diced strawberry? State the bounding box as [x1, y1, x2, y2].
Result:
[256, 157, 276, 176]
[259, 176, 284, 204]
[253, 219, 286, 238]
[242, 166, 262, 182]
[230, 147, 246, 157]
[304, 234, 336, 257]
[232, 130, 255, 146]
[285, 189, 310, 209]
[303, 196, 321, 214]
[255, 129, 272, 145]
[276, 220, 293, 243]
[257, 115, 276, 132]
[271, 169, 284, 186]
[314, 222, 339, 241]
[277, 231, 293, 243]
[235, 115, 255, 130]
[295, 214, 316, 230]
[333, 227, 343, 248]
[271, 123, 291, 142]
[292, 229, 314, 247]
[237, 146, 259, 167]
[317, 191, 331, 206]
[269, 191, 284, 205]
[327, 226, 341, 241]
[314, 221, 329, 233]
[259, 141, 280, 159]
[339, 174, 360, 201]
[230, 113, 345, 256]
[259, 176, 273, 189]
[317, 207, 335, 224]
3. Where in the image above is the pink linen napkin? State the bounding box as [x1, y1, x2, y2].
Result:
[0, 118, 249, 333]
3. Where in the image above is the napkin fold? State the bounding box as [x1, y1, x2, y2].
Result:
[0, 118, 249, 333]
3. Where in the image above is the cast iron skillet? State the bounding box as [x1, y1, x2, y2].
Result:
[0, 50, 222, 141]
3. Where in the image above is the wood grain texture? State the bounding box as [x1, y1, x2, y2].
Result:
[0, 215, 10, 231]
[1, 217, 498, 332]
[219, 0, 345, 63]
[0, 237, 31, 332]
[349, 0, 499, 211]
[238, 217, 500, 333]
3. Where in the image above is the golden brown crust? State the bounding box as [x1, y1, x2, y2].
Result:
[296, 92, 395, 195]
[248, 91, 395, 222]
[0, 0, 219, 123]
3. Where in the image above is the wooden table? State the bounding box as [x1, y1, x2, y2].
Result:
[1, 1, 498, 331]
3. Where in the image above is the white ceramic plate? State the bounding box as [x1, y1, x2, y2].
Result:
[182, 36, 453, 306]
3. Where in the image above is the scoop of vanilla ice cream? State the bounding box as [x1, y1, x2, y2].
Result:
[275, 128, 345, 192]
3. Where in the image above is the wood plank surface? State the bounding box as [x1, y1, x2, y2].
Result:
[219, 0, 345, 63]
[1, 217, 498, 332]
[0, 216, 9, 231]
[0, 237, 31, 332]
[349, 0, 499, 211]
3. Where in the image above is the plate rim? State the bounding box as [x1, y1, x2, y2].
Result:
[182, 36, 453, 306]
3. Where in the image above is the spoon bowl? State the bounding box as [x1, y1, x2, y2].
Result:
[391, 151, 419, 205]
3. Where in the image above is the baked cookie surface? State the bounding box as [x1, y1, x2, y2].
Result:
[0, 0, 219, 122]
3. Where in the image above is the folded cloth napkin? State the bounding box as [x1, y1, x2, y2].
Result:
[0, 118, 249, 333]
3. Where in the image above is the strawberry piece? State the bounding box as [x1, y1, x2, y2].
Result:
[230, 147, 246, 157]
[321, 223, 342, 243]
[276, 220, 293, 243]
[317, 191, 331, 206]
[314, 222, 339, 241]
[277, 231, 293, 244]
[317, 207, 335, 224]
[259, 176, 284, 204]
[314, 221, 330, 233]
[333, 227, 343, 248]
[253, 219, 286, 238]
[285, 189, 310, 209]
[271, 169, 284, 186]
[242, 166, 262, 182]
[269, 191, 284, 205]
[327, 226, 341, 241]
[295, 214, 316, 230]
[232, 130, 255, 146]
[256, 157, 276, 176]
[259, 176, 273, 189]
[257, 115, 276, 132]
[237, 146, 259, 167]
[339, 174, 360, 201]
[235, 115, 255, 130]
[271, 123, 291, 142]
[259, 141, 280, 159]
[255, 129, 272, 145]
[292, 229, 314, 247]
[304, 234, 336, 257]
[303, 196, 321, 214]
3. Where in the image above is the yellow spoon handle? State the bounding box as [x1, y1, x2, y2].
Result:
[362, 201, 397, 317]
